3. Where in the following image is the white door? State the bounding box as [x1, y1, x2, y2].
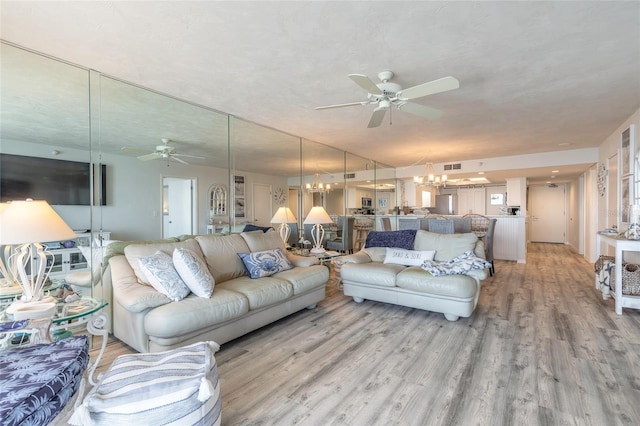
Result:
[162, 177, 195, 238]
[530, 184, 566, 243]
[252, 183, 272, 227]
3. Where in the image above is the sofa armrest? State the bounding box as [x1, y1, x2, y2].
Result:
[333, 251, 373, 266]
[286, 253, 320, 267]
[466, 268, 488, 281]
[109, 255, 171, 313]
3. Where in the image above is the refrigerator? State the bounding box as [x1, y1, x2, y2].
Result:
[433, 194, 456, 215]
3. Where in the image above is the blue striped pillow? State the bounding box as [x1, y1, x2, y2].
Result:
[70, 341, 221, 426]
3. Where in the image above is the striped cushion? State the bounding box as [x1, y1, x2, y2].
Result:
[71, 341, 221, 426]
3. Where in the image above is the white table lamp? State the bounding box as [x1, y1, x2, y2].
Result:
[0, 199, 76, 308]
[271, 207, 297, 246]
[303, 206, 333, 254]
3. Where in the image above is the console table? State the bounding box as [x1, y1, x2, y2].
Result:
[596, 233, 640, 315]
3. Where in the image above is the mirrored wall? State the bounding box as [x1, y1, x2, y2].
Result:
[0, 41, 397, 297]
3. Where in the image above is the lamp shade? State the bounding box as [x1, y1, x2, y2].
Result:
[0, 199, 76, 244]
[270, 207, 297, 224]
[303, 206, 332, 224]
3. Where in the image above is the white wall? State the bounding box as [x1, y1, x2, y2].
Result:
[3, 139, 290, 241]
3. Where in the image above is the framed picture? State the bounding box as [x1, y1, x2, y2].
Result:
[234, 197, 245, 219]
[621, 176, 631, 224]
[621, 126, 634, 176]
[234, 175, 245, 197]
[379, 198, 388, 208]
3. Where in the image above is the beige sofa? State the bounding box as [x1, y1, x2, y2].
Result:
[109, 231, 329, 353]
[336, 230, 487, 321]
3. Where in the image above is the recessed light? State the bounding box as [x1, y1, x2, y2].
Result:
[559, 142, 571, 147]
[550, 175, 556, 178]
[478, 171, 485, 175]
[551, 170, 559, 173]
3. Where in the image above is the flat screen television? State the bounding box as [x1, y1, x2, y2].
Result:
[1, 154, 92, 205]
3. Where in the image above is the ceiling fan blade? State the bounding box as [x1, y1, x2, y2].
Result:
[396, 102, 443, 120]
[316, 101, 367, 110]
[137, 152, 162, 161]
[171, 156, 190, 165]
[348, 74, 383, 95]
[396, 76, 459, 100]
[367, 108, 387, 128]
[122, 147, 153, 154]
[173, 153, 205, 159]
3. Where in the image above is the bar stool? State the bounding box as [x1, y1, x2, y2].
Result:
[353, 221, 372, 252]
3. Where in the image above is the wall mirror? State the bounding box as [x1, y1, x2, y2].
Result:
[209, 184, 227, 217]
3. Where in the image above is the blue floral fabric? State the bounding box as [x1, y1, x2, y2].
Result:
[0, 335, 89, 426]
[242, 224, 274, 233]
[238, 248, 293, 278]
[420, 251, 492, 276]
[365, 230, 417, 250]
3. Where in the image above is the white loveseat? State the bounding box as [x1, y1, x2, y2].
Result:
[336, 230, 488, 321]
[109, 231, 329, 352]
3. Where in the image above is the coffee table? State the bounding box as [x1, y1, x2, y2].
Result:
[0, 296, 109, 386]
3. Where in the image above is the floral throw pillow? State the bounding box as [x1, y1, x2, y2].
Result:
[420, 251, 492, 276]
[139, 251, 191, 301]
[238, 248, 293, 279]
[173, 248, 215, 298]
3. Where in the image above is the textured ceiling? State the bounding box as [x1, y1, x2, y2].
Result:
[1, 1, 639, 183]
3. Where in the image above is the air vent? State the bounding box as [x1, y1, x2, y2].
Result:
[344, 173, 356, 179]
[444, 163, 462, 171]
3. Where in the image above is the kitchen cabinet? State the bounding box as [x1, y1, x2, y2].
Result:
[347, 187, 374, 209]
[506, 178, 526, 207]
[457, 188, 486, 215]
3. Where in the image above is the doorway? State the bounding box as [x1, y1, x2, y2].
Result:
[529, 184, 566, 243]
[162, 177, 196, 238]
[252, 183, 273, 227]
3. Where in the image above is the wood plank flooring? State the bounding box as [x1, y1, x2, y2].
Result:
[57, 243, 640, 425]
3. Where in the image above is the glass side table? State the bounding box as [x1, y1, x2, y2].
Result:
[0, 297, 109, 386]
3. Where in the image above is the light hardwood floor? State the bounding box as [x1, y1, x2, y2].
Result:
[76, 243, 640, 425]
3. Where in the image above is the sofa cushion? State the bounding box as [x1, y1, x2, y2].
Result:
[362, 247, 387, 263]
[73, 341, 221, 426]
[396, 266, 480, 299]
[384, 247, 436, 266]
[216, 276, 293, 310]
[125, 239, 202, 286]
[196, 234, 252, 283]
[365, 230, 417, 250]
[274, 264, 329, 295]
[413, 230, 478, 261]
[240, 230, 285, 252]
[139, 251, 191, 302]
[341, 262, 406, 287]
[238, 248, 293, 278]
[173, 248, 215, 297]
[1, 336, 89, 426]
[144, 289, 249, 337]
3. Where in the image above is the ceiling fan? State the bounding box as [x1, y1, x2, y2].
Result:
[316, 71, 459, 128]
[121, 138, 204, 165]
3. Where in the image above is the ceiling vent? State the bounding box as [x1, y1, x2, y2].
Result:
[444, 163, 462, 171]
[344, 173, 356, 179]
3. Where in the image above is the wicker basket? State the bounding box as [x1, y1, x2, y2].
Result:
[610, 262, 640, 296]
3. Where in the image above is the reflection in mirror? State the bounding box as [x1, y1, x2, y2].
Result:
[209, 184, 228, 216]
[97, 75, 229, 239]
[0, 42, 94, 295]
[374, 161, 397, 230]
[229, 117, 301, 233]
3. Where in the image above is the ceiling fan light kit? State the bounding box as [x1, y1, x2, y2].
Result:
[316, 70, 459, 128]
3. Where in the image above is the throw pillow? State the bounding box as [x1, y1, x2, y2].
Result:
[365, 230, 417, 250]
[70, 341, 221, 426]
[138, 251, 191, 301]
[238, 248, 293, 279]
[173, 248, 215, 298]
[420, 251, 492, 276]
[384, 247, 436, 266]
[242, 224, 273, 233]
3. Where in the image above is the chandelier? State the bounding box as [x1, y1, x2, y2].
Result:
[306, 173, 331, 193]
[414, 162, 447, 187]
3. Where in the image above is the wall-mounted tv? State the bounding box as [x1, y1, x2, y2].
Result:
[1, 154, 93, 205]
